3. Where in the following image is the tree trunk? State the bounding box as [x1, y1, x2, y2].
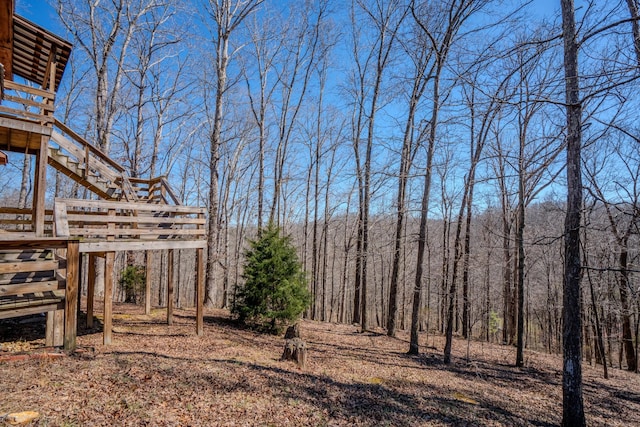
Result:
[586, 264, 608, 379]
[205, 32, 226, 307]
[618, 247, 637, 371]
[515, 135, 526, 367]
[389, 97, 417, 337]
[560, 0, 586, 425]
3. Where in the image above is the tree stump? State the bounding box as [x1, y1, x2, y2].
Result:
[281, 324, 307, 369]
[284, 323, 300, 339]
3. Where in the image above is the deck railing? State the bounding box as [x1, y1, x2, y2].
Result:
[0, 80, 55, 125]
[53, 198, 206, 252]
[128, 176, 182, 205]
[0, 207, 54, 235]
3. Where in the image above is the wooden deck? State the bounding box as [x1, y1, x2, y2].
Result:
[53, 198, 206, 343]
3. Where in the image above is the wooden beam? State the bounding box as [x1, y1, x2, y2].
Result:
[0, 301, 61, 320]
[103, 251, 114, 345]
[0, 259, 57, 274]
[65, 214, 205, 225]
[53, 309, 64, 347]
[57, 198, 206, 215]
[66, 228, 206, 238]
[167, 249, 173, 325]
[0, 280, 59, 296]
[63, 239, 78, 351]
[54, 200, 69, 237]
[86, 253, 95, 328]
[77, 253, 83, 324]
[79, 240, 207, 253]
[145, 251, 152, 315]
[0, 0, 13, 78]
[45, 310, 54, 346]
[33, 136, 48, 236]
[196, 247, 204, 336]
[0, 237, 74, 248]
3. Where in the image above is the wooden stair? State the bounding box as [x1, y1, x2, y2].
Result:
[46, 119, 181, 205]
[48, 120, 139, 202]
[47, 146, 120, 199]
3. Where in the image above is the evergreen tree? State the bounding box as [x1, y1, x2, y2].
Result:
[233, 223, 310, 334]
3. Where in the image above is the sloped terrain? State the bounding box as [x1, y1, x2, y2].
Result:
[1, 304, 638, 426]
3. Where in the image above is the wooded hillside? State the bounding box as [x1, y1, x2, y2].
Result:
[2, 2, 639, 422]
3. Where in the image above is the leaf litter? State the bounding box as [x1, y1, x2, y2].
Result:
[1, 303, 639, 426]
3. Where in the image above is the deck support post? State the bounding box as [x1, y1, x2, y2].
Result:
[45, 311, 54, 346]
[33, 136, 48, 236]
[87, 253, 96, 328]
[53, 309, 64, 346]
[103, 251, 114, 345]
[76, 253, 83, 321]
[63, 239, 79, 351]
[145, 250, 152, 315]
[196, 247, 204, 336]
[167, 249, 174, 325]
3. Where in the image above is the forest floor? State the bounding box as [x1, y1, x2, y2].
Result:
[1, 303, 639, 427]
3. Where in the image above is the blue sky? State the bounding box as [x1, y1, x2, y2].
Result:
[16, 1, 63, 34]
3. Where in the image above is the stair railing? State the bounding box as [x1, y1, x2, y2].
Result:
[50, 118, 126, 196]
[49, 118, 183, 205]
[118, 174, 140, 202]
[125, 176, 182, 205]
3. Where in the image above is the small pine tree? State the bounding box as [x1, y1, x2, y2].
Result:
[233, 223, 310, 334]
[119, 265, 146, 304]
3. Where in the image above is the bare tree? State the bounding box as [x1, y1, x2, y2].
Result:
[347, 0, 405, 330]
[56, 0, 158, 153]
[585, 136, 640, 372]
[240, 10, 281, 230]
[268, 0, 327, 227]
[560, 0, 585, 424]
[410, 0, 490, 364]
[388, 10, 431, 340]
[626, 0, 640, 65]
[202, 0, 264, 307]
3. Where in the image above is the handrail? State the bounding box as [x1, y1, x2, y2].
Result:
[159, 177, 182, 205]
[118, 174, 140, 202]
[53, 118, 125, 173]
[49, 119, 183, 205]
[50, 118, 144, 201]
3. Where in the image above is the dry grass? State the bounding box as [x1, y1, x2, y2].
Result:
[1, 303, 639, 426]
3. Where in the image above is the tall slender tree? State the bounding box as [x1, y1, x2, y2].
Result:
[560, 0, 585, 424]
[389, 11, 431, 340]
[410, 0, 490, 364]
[203, 0, 264, 307]
[349, 0, 405, 330]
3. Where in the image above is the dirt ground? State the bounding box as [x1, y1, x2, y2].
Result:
[1, 303, 639, 426]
